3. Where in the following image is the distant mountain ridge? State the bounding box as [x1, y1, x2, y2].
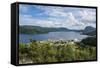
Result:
[83, 26, 95, 33]
[82, 26, 96, 36]
[19, 25, 96, 36]
[19, 25, 82, 34]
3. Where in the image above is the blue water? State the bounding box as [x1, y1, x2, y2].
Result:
[19, 31, 88, 43]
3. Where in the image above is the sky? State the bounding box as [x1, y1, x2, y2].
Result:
[19, 4, 96, 30]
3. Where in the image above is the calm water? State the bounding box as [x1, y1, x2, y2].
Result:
[19, 31, 88, 43]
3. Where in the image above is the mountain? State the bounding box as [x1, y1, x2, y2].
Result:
[19, 26, 69, 34]
[83, 26, 95, 33]
[19, 25, 82, 34]
[82, 26, 96, 36]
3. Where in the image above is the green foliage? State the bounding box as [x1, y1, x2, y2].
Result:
[19, 40, 96, 64]
[81, 36, 96, 46]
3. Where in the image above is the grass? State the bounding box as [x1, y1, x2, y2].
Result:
[19, 40, 96, 64]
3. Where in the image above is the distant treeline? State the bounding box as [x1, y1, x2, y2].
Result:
[19, 26, 82, 34]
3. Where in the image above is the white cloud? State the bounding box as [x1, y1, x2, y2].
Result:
[19, 5, 96, 30]
[79, 10, 96, 23]
[19, 15, 55, 27]
[19, 12, 85, 29]
[57, 12, 85, 29]
[35, 6, 69, 18]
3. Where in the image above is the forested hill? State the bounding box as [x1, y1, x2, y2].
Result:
[19, 25, 96, 36]
[81, 26, 96, 47]
[19, 26, 82, 34]
[82, 26, 96, 36]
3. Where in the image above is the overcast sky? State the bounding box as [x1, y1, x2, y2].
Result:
[19, 4, 96, 30]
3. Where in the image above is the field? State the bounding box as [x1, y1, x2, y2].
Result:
[19, 40, 96, 64]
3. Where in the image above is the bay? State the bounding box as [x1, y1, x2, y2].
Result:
[19, 31, 88, 43]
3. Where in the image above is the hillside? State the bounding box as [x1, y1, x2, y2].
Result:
[82, 26, 96, 36]
[19, 26, 82, 34]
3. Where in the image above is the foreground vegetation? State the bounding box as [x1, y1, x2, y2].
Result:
[19, 40, 96, 64]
